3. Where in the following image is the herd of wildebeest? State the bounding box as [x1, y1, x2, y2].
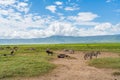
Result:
[46, 48, 101, 60]
[0, 46, 101, 60]
[0, 46, 18, 56]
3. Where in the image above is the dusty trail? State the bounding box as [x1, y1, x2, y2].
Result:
[22, 51, 120, 80]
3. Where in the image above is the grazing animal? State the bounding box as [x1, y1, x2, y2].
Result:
[84, 51, 93, 60]
[63, 49, 75, 54]
[3, 54, 7, 56]
[2, 50, 15, 56]
[69, 49, 74, 54]
[10, 50, 14, 55]
[13, 46, 18, 51]
[84, 51, 101, 60]
[93, 51, 101, 58]
[46, 48, 53, 56]
[57, 54, 69, 58]
[6, 46, 11, 49]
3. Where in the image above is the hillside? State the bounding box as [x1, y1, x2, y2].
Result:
[0, 34, 120, 44]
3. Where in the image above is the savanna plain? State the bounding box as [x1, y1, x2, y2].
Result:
[0, 43, 120, 80]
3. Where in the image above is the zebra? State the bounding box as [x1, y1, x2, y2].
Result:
[84, 51, 94, 60]
[93, 51, 101, 58]
[84, 51, 101, 60]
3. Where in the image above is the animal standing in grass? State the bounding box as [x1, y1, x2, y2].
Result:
[84, 51, 101, 60]
[64, 49, 75, 54]
[3, 49, 15, 56]
[13, 46, 18, 51]
[93, 51, 101, 58]
[10, 49, 15, 55]
[46, 48, 53, 56]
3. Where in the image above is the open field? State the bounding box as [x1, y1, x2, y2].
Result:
[89, 58, 120, 69]
[0, 43, 120, 80]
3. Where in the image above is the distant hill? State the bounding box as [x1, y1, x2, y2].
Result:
[0, 34, 120, 44]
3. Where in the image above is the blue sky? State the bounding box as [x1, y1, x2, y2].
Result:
[0, 0, 120, 38]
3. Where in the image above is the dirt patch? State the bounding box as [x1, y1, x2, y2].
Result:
[16, 51, 120, 80]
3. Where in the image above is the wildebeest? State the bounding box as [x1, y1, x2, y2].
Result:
[46, 48, 53, 55]
[10, 49, 15, 55]
[57, 54, 69, 58]
[13, 46, 18, 51]
[6, 46, 11, 49]
[3, 54, 7, 56]
[2, 49, 15, 56]
[63, 49, 75, 54]
[84, 51, 101, 60]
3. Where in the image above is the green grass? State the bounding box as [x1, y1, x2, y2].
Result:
[1, 43, 120, 52]
[0, 52, 55, 79]
[0, 43, 120, 79]
[89, 58, 120, 69]
[112, 72, 120, 76]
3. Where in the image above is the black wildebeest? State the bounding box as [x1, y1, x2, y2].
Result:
[46, 48, 53, 56]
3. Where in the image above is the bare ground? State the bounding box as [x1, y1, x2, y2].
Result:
[15, 51, 120, 80]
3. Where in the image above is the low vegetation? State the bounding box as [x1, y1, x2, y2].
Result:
[0, 51, 55, 79]
[112, 72, 120, 76]
[89, 58, 120, 69]
[0, 43, 120, 79]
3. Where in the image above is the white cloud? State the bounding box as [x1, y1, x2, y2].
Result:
[0, 0, 16, 6]
[1, 21, 78, 39]
[14, 2, 29, 13]
[64, 3, 80, 11]
[77, 12, 99, 21]
[46, 5, 56, 13]
[68, 12, 99, 22]
[0, 0, 53, 38]
[0, 0, 120, 39]
[64, 6, 79, 11]
[55, 1, 63, 5]
[57, 12, 64, 16]
[76, 28, 109, 36]
[93, 23, 120, 35]
[95, 23, 112, 31]
[110, 23, 120, 33]
[46, 21, 78, 36]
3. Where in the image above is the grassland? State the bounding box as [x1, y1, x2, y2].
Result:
[2, 43, 120, 52]
[89, 58, 120, 69]
[0, 46, 56, 79]
[0, 43, 120, 79]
